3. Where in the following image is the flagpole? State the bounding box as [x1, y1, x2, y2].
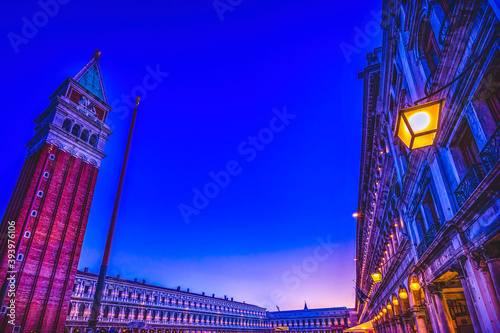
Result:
[88, 96, 140, 331]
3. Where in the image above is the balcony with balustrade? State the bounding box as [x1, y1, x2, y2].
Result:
[454, 164, 485, 207]
[479, 123, 500, 174]
[416, 223, 439, 258]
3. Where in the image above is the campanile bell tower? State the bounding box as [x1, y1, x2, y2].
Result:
[0, 51, 112, 333]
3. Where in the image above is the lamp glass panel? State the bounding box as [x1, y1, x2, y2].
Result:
[403, 103, 440, 135]
[412, 132, 436, 149]
[397, 119, 412, 148]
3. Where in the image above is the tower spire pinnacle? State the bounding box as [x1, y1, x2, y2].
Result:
[304, 301, 308, 310]
[94, 48, 101, 60]
[73, 49, 107, 102]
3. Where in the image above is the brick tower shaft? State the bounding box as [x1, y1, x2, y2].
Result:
[0, 51, 112, 333]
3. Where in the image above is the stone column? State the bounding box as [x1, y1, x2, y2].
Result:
[429, 287, 453, 333]
[451, 263, 482, 332]
[404, 316, 415, 333]
[484, 243, 500, 308]
[390, 319, 399, 333]
[421, 285, 440, 332]
[394, 316, 405, 333]
[478, 263, 500, 330]
[464, 254, 500, 332]
[411, 308, 428, 333]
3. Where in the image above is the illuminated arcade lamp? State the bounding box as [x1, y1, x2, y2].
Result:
[410, 282, 421, 291]
[371, 272, 382, 283]
[392, 299, 399, 306]
[395, 99, 445, 149]
[387, 304, 392, 310]
[382, 307, 387, 313]
[399, 289, 408, 299]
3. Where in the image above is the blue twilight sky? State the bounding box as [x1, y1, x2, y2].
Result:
[1, 0, 381, 310]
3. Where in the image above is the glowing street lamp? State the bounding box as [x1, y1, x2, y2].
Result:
[410, 282, 421, 291]
[399, 290, 408, 299]
[371, 272, 382, 283]
[395, 99, 445, 149]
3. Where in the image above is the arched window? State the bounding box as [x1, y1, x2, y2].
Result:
[71, 124, 81, 137]
[62, 119, 72, 132]
[125, 308, 130, 319]
[143, 309, 147, 319]
[81, 129, 90, 142]
[89, 134, 98, 147]
[414, 210, 426, 242]
[103, 305, 109, 318]
[114, 307, 119, 318]
[78, 303, 85, 316]
[134, 309, 139, 319]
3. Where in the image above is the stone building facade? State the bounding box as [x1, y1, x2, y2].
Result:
[65, 270, 357, 333]
[355, 0, 500, 332]
[66, 270, 268, 333]
[267, 306, 355, 333]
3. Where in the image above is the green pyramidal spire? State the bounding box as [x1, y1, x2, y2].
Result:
[74, 49, 107, 103]
[77, 64, 104, 101]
